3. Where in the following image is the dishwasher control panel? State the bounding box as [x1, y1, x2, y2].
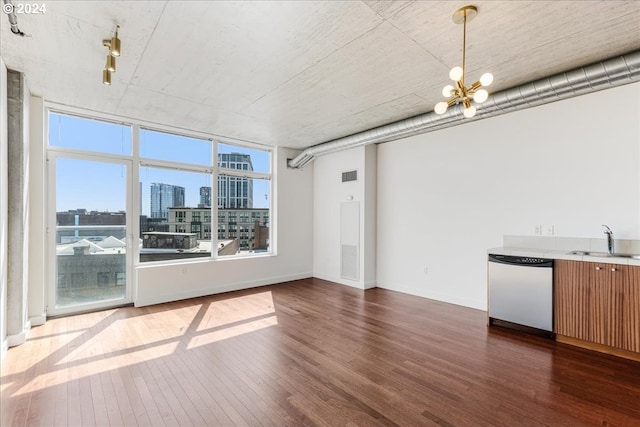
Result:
[488, 254, 553, 267]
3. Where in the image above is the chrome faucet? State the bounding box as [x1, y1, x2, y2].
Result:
[602, 224, 614, 255]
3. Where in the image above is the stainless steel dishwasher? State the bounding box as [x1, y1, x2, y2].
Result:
[488, 254, 554, 338]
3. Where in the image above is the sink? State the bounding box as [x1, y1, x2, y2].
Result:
[568, 250, 640, 259]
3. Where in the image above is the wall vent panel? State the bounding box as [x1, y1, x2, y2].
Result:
[340, 202, 359, 281]
[342, 170, 357, 182]
[341, 245, 358, 280]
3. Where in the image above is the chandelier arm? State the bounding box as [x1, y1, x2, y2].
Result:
[469, 80, 482, 91]
[446, 97, 459, 106]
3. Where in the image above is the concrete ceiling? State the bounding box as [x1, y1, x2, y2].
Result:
[1, 1, 639, 150]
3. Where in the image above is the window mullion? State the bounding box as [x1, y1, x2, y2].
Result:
[212, 140, 219, 260]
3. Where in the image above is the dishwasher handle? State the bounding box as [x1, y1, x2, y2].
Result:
[488, 254, 553, 268]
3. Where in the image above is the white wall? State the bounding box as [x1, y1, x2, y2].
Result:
[313, 144, 376, 288]
[136, 146, 313, 306]
[363, 144, 377, 287]
[0, 57, 8, 361]
[376, 82, 640, 310]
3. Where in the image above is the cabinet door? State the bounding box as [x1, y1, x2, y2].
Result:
[555, 260, 590, 340]
[589, 263, 610, 346]
[623, 266, 640, 352]
[596, 264, 625, 348]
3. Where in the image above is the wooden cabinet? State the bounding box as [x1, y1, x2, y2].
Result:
[555, 260, 590, 341]
[624, 267, 640, 352]
[555, 260, 640, 354]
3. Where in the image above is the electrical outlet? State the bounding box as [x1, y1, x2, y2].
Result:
[545, 225, 555, 236]
[534, 225, 542, 235]
[423, 266, 429, 276]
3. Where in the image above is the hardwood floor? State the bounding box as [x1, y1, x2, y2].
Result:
[2, 278, 640, 426]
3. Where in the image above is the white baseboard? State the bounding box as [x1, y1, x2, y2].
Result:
[0, 338, 7, 364]
[312, 273, 370, 290]
[7, 320, 31, 347]
[376, 282, 486, 311]
[135, 272, 312, 307]
[29, 313, 46, 327]
[363, 280, 377, 289]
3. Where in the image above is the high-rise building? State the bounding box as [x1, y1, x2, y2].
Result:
[168, 206, 269, 251]
[218, 153, 253, 209]
[150, 183, 185, 219]
[199, 186, 211, 207]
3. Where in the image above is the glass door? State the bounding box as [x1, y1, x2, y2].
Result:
[49, 155, 133, 315]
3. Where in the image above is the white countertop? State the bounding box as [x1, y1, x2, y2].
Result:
[488, 247, 640, 266]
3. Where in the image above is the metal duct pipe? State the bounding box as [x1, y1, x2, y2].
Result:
[3, 0, 25, 36]
[288, 50, 640, 169]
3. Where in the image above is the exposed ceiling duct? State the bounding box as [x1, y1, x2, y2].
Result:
[2, 0, 25, 36]
[288, 49, 640, 169]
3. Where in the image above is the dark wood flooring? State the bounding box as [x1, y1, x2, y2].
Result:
[2, 278, 640, 426]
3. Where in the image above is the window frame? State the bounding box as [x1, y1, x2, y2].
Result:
[46, 104, 275, 271]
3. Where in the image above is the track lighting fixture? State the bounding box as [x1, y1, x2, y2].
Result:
[434, 5, 493, 118]
[101, 25, 121, 85]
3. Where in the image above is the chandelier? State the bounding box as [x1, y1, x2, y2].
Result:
[434, 5, 493, 118]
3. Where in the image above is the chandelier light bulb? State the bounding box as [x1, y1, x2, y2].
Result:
[480, 72, 494, 86]
[449, 66, 463, 81]
[442, 85, 454, 97]
[463, 105, 476, 118]
[473, 88, 488, 103]
[434, 101, 448, 115]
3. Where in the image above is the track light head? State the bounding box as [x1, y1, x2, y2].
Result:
[105, 55, 116, 72]
[110, 27, 121, 57]
[102, 26, 121, 56]
[103, 69, 112, 85]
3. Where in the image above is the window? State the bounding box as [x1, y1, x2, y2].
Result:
[49, 110, 272, 268]
[97, 272, 111, 287]
[116, 273, 125, 286]
[71, 272, 86, 288]
[49, 112, 131, 155]
[140, 129, 211, 166]
[219, 143, 270, 174]
[140, 166, 211, 263]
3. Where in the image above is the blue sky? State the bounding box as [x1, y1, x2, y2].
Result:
[50, 113, 271, 214]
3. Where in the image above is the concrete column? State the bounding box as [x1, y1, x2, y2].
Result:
[28, 95, 46, 326]
[1, 55, 9, 361]
[6, 69, 30, 347]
